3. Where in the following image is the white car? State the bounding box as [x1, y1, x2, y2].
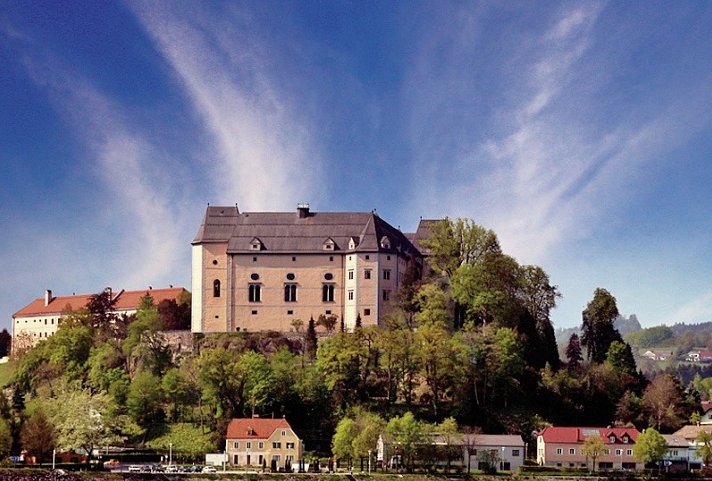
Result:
[166, 465, 179, 473]
[202, 466, 217, 473]
[127, 465, 141, 472]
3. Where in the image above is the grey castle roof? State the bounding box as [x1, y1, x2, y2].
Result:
[193, 205, 422, 257]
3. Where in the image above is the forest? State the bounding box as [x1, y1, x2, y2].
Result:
[0, 218, 703, 466]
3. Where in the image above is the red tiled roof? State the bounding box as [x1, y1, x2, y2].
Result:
[13, 287, 187, 317]
[539, 427, 639, 444]
[226, 418, 292, 440]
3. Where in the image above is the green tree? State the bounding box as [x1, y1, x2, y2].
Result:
[332, 417, 358, 463]
[581, 288, 623, 363]
[566, 333, 583, 371]
[438, 417, 461, 471]
[696, 430, 712, 465]
[304, 317, 318, 361]
[633, 428, 667, 469]
[47, 388, 122, 466]
[162, 368, 195, 422]
[20, 408, 56, 463]
[240, 351, 275, 417]
[127, 371, 164, 428]
[417, 323, 466, 416]
[605, 340, 637, 376]
[0, 417, 12, 459]
[581, 435, 605, 471]
[385, 412, 426, 472]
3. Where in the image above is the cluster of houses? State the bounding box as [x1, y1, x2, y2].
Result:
[642, 349, 712, 363]
[222, 409, 712, 473]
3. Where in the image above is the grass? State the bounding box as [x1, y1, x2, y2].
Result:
[0, 360, 15, 387]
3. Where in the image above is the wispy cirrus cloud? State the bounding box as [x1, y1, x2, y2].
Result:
[13, 47, 190, 290]
[129, 2, 324, 211]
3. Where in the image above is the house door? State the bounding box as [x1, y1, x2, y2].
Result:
[246, 454, 251, 465]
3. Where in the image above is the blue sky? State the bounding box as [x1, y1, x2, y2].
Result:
[2, 1, 712, 333]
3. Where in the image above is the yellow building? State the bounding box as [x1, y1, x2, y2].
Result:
[191, 204, 426, 333]
[225, 417, 303, 469]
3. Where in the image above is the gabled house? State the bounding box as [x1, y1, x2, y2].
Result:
[537, 427, 641, 471]
[662, 434, 693, 472]
[225, 417, 303, 470]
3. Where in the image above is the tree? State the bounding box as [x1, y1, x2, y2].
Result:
[21, 409, 56, 463]
[417, 323, 466, 417]
[0, 329, 11, 357]
[438, 417, 461, 471]
[566, 333, 583, 371]
[633, 428, 667, 469]
[518, 265, 561, 369]
[642, 374, 687, 431]
[386, 412, 426, 472]
[317, 314, 338, 334]
[304, 317, 318, 361]
[696, 430, 712, 465]
[127, 371, 164, 428]
[47, 388, 122, 466]
[332, 417, 358, 463]
[581, 435, 605, 471]
[0, 417, 12, 459]
[157, 299, 191, 330]
[605, 341, 637, 376]
[162, 368, 195, 422]
[581, 288, 623, 363]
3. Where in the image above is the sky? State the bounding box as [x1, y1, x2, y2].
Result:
[2, 1, 712, 334]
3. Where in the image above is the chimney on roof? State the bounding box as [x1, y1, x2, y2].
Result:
[105, 287, 112, 299]
[297, 202, 310, 218]
[44, 289, 53, 307]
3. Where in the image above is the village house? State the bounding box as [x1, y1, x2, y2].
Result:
[12, 287, 188, 351]
[225, 417, 303, 470]
[377, 432, 526, 472]
[191, 204, 433, 333]
[537, 427, 642, 471]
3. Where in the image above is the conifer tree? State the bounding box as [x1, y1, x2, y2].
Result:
[304, 316, 318, 361]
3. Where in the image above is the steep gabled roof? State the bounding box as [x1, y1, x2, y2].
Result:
[539, 427, 639, 444]
[225, 418, 294, 440]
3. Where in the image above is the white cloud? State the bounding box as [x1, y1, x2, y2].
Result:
[130, 2, 323, 211]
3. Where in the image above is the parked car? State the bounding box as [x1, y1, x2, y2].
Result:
[127, 465, 141, 473]
[202, 465, 217, 473]
[166, 465, 179, 473]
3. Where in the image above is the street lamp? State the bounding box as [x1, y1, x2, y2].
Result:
[169, 442, 173, 467]
[368, 450, 372, 474]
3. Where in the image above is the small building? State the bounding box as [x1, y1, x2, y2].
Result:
[225, 417, 303, 470]
[642, 350, 672, 361]
[377, 432, 525, 472]
[537, 426, 642, 471]
[662, 434, 692, 472]
[673, 424, 712, 470]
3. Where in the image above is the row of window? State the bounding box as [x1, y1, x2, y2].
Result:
[18, 318, 58, 324]
[233, 454, 294, 465]
[232, 441, 295, 449]
[216, 280, 392, 304]
[556, 448, 632, 456]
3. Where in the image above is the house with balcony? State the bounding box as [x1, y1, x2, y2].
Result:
[537, 427, 642, 471]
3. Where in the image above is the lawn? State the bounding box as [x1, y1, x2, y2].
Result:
[0, 360, 16, 387]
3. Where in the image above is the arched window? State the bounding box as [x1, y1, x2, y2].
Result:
[249, 284, 261, 303]
[284, 284, 297, 302]
[213, 279, 221, 297]
[322, 284, 335, 302]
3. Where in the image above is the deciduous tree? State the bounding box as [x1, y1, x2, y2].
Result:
[20, 409, 56, 463]
[633, 428, 667, 469]
[581, 435, 605, 471]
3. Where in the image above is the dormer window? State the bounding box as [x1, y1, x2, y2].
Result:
[250, 237, 263, 251]
[622, 435, 629, 443]
[323, 238, 336, 251]
[609, 435, 616, 443]
[348, 237, 359, 250]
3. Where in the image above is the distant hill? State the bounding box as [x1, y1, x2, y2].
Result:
[555, 314, 642, 344]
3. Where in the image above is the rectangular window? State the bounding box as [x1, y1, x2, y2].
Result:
[273, 442, 281, 449]
[569, 448, 575, 455]
[281, 430, 287, 436]
[251, 310, 258, 315]
[322, 284, 335, 302]
[329, 256, 334, 261]
[286, 442, 295, 449]
[364, 309, 371, 316]
[273, 455, 281, 462]
[604, 449, 610, 455]
[365, 255, 370, 260]
[387, 255, 391, 260]
[348, 270, 354, 280]
[364, 269, 371, 279]
[284, 284, 297, 302]
[348, 290, 354, 301]
[246, 442, 252, 449]
[234, 442, 239, 449]
[615, 449, 622, 456]
[259, 442, 264, 449]
[382, 289, 390, 301]
[287, 310, 293, 315]
[556, 448, 563, 455]
[512, 449, 520, 456]
[234, 454, 239, 464]
[325, 310, 331, 314]
[383, 269, 391, 280]
[249, 284, 261, 302]
[626, 449, 632, 456]
[253, 256, 257, 262]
